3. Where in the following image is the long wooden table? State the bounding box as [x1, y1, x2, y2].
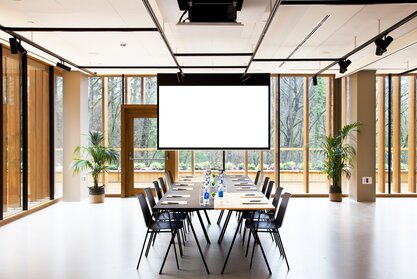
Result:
[154, 174, 274, 274]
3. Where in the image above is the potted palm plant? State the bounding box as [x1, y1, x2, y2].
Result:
[71, 131, 119, 203]
[321, 122, 360, 202]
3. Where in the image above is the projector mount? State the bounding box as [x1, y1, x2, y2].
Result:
[177, 0, 244, 24]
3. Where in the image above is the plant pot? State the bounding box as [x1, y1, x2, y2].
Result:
[329, 186, 342, 202]
[89, 186, 105, 204]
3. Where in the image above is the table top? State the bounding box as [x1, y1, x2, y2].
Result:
[154, 174, 274, 211]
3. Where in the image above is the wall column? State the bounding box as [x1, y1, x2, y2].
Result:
[62, 71, 89, 201]
[346, 70, 376, 202]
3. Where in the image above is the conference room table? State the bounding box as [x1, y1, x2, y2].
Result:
[154, 174, 274, 274]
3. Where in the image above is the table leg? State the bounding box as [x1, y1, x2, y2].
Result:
[221, 211, 243, 274]
[187, 213, 210, 274]
[196, 210, 211, 244]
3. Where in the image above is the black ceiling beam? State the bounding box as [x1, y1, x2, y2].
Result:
[1, 27, 158, 32]
[79, 65, 247, 69]
[0, 24, 94, 75]
[142, 0, 183, 74]
[398, 66, 417, 76]
[174, 52, 253, 57]
[254, 58, 339, 62]
[281, 0, 417, 4]
[244, 0, 283, 75]
[315, 10, 417, 75]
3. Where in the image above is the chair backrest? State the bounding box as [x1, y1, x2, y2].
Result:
[272, 186, 284, 208]
[158, 177, 168, 194]
[265, 180, 275, 199]
[153, 181, 163, 200]
[167, 171, 174, 185]
[164, 172, 173, 189]
[254, 170, 261, 185]
[137, 193, 152, 227]
[275, 192, 291, 228]
[145, 187, 157, 213]
[261, 177, 270, 194]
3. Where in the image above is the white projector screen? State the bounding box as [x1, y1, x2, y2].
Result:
[158, 74, 270, 149]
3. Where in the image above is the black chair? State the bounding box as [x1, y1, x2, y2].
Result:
[245, 192, 291, 271]
[153, 181, 163, 200]
[260, 177, 270, 194]
[136, 194, 183, 273]
[158, 177, 168, 194]
[265, 180, 275, 200]
[253, 170, 262, 186]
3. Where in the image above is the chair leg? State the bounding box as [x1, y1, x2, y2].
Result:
[177, 229, 184, 257]
[172, 229, 180, 270]
[152, 230, 158, 246]
[217, 210, 224, 225]
[242, 227, 247, 245]
[252, 229, 272, 274]
[204, 209, 211, 225]
[136, 230, 150, 269]
[159, 229, 178, 274]
[145, 231, 154, 257]
[218, 211, 232, 244]
[249, 234, 256, 269]
[245, 230, 251, 257]
[277, 231, 290, 270]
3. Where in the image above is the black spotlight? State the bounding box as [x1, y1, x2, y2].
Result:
[56, 62, 71, 71]
[375, 35, 394, 56]
[240, 73, 251, 83]
[338, 58, 351, 74]
[17, 43, 27, 55]
[9, 37, 19, 54]
[176, 71, 185, 83]
[312, 76, 318, 86]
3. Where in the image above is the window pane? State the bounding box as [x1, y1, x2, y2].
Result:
[179, 151, 192, 174]
[55, 76, 63, 198]
[107, 77, 122, 194]
[88, 77, 102, 134]
[280, 76, 304, 194]
[225, 151, 245, 174]
[195, 150, 223, 173]
[129, 77, 142, 104]
[144, 77, 157, 104]
[400, 76, 409, 193]
[308, 77, 327, 194]
[247, 150, 260, 180]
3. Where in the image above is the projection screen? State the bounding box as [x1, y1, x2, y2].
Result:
[157, 73, 270, 150]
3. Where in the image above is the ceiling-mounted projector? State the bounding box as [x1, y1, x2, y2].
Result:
[177, 0, 243, 24]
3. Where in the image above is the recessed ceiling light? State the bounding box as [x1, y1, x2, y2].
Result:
[88, 52, 100, 55]
[120, 42, 127, 47]
[27, 20, 35, 24]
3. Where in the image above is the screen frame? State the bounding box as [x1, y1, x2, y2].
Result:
[157, 73, 271, 150]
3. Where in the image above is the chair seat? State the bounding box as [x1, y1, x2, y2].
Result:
[150, 220, 184, 230]
[242, 211, 273, 220]
[245, 220, 278, 230]
[157, 212, 187, 221]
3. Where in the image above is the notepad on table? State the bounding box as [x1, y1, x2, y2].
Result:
[175, 183, 195, 186]
[167, 194, 191, 198]
[172, 187, 193, 191]
[232, 178, 249, 181]
[161, 201, 187, 205]
[236, 186, 257, 190]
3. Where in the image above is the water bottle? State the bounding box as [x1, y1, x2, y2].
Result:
[203, 182, 210, 205]
[217, 180, 224, 198]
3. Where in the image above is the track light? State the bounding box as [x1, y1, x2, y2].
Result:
[375, 35, 393, 56]
[338, 58, 351, 74]
[56, 61, 71, 71]
[176, 71, 185, 83]
[312, 76, 318, 86]
[17, 43, 27, 55]
[9, 37, 19, 54]
[240, 73, 251, 83]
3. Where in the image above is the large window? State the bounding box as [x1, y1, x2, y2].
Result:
[2, 47, 22, 218]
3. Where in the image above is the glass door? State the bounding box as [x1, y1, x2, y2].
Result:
[121, 105, 174, 197]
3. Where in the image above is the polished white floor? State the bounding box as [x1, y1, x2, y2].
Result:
[1, 198, 417, 279]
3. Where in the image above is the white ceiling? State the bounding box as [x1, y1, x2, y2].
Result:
[0, 0, 416, 76]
